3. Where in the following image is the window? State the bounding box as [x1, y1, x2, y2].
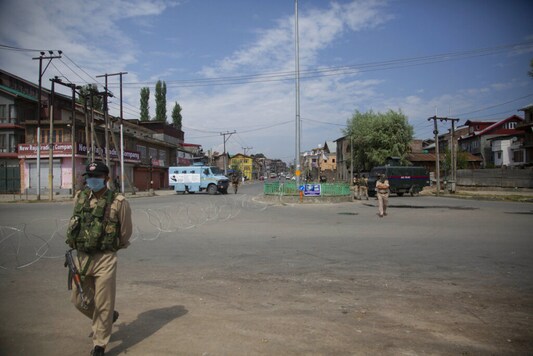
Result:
[149, 147, 158, 159]
[496, 151, 502, 160]
[0, 135, 5, 151]
[137, 145, 147, 159]
[41, 129, 64, 144]
[9, 104, 16, 120]
[503, 122, 517, 129]
[332, 158, 335, 163]
[0, 105, 6, 120]
[159, 149, 166, 163]
[513, 150, 524, 163]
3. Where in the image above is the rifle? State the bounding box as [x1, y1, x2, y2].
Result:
[64, 249, 89, 309]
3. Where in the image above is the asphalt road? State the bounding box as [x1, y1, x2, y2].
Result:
[0, 183, 532, 355]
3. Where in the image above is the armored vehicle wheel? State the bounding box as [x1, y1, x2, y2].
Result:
[207, 184, 218, 195]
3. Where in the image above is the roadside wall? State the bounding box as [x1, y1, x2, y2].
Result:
[456, 168, 533, 188]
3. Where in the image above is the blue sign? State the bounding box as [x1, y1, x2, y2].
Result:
[303, 184, 321, 196]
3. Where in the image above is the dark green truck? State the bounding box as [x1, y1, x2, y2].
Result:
[368, 166, 430, 197]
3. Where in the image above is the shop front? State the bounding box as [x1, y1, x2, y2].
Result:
[18, 143, 140, 194]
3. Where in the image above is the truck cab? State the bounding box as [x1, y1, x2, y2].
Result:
[169, 165, 230, 195]
[368, 166, 430, 197]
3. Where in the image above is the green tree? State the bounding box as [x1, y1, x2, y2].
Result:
[155, 80, 167, 121]
[139, 87, 150, 121]
[344, 109, 413, 171]
[76, 84, 103, 111]
[444, 148, 469, 172]
[171, 102, 182, 129]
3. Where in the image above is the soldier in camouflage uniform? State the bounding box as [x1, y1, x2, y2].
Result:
[353, 174, 360, 200]
[66, 162, 132, 356]
[359, 174, 369, 200]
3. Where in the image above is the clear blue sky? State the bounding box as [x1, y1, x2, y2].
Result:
[1, 0, 532, 163]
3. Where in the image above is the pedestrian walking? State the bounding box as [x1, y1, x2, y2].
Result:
[231, 172, 240, 194]
[359, 174, 369, 200]
[65, 161, 132, 356]
[376, 173, 390, 217]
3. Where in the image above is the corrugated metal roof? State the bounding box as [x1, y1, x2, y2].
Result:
[0, 84, 37, 102]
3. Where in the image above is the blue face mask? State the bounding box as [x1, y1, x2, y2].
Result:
[86, 177, 106, 191]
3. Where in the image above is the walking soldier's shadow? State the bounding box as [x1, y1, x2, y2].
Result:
[106, 305, 188, 355]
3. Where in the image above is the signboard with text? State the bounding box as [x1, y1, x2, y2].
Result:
[17, 143, 141, 163]
[302, 184, 321, 196]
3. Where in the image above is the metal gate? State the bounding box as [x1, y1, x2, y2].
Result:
[0, 160, 21, 193]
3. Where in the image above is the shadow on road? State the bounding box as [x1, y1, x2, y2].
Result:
[107, 305, 188, 355]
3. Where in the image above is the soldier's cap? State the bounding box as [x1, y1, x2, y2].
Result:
[83, 161, 109, 176]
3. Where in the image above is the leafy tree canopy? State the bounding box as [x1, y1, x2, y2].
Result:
[444, 148, 469, 171]
[155, 80, 167, 122]
[139, 87, 150, 121]
[171, 102, 182, 129]
[76, 84, 103, 112]
[343, 109, 413, 171]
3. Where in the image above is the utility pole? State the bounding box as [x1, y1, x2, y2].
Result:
[84, 95, 90, 164]
[242, 146, 253, 156]
[52, 78, 81, 197]
[96, 74, 111, 168]
[294, 0, 301, 188]
[32, 50, 61, 200]
[220, 130, 236, 175]
[119, 72, 127, 194]
[428, 115, 460, 196]
[48, 77, 56, 201]
[350, 134, 354, 186]
[449, 118, 459, 193]
[96, 72, 127, 191]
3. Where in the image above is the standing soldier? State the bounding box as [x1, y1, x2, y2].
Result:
[353, 173, 360, 200]
[65, 161, 132, 356]
[376, 173, 390, 217]
[231, 171, 240, 194]
[359, 174, 369, 200]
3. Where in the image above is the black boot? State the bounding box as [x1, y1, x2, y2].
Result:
[91, 345, 105, 355]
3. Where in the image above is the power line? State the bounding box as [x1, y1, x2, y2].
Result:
[101, 40, 533, 88]
[62, 53, 103, 87]
[0, 44, 62, 52]
[302, 117, 347, 127]
[452, 93, 533, 117]
[58, 58, 91, 85]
